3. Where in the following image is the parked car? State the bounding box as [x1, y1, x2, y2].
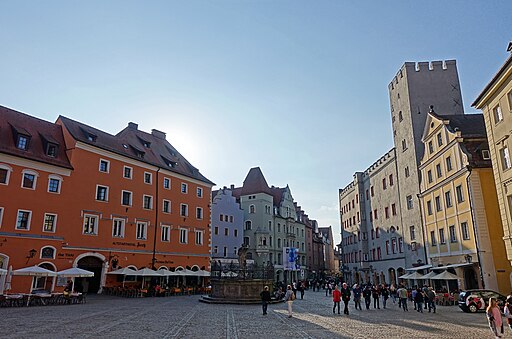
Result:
[458, 289, 506, 313]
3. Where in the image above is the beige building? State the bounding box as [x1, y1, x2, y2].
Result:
[473, 46, 512, 270]
[419, 111, 511, 293]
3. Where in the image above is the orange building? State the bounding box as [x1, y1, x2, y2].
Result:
[0, 106, 214, 293]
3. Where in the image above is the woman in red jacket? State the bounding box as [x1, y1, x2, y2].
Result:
[332, 285, 341, 314]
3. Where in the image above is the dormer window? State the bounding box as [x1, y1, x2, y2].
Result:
[161, 156, 177, 168]
[17, 135, 30, 150]
[87, 133, 97, 142]
[138, 137, 151, 148]
[46, 143, 58, 157]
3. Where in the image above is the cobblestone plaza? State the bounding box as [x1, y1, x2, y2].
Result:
[2, 291, 497, 339]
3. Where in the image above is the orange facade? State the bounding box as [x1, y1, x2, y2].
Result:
[0, 106, 213, 293]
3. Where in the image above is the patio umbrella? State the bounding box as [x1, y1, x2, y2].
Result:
[398, 273, 411, 279]
[13, 266, 57, 277]
[57, 267, 94, 278]
[430, 271, 460, 293]
[196, 270, 210, 277]
[106, 267, 137, 275]
[133, 268, 160, 277]
[422, 271, 438, 279]
[406, 271, 425, 280]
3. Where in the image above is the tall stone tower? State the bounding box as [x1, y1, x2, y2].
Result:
[389, 60, 464, 269]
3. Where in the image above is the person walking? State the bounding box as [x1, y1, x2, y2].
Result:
[414, 288, 424, 313]
[487, 297, 504, 338]
[363, 285, 372, 310]
[426, 287, 436, 313]
[503, 295, 512, 332]
[352, 284, 362, 310]
[372, 285, 380, 309]
[340, 283, 351, 315]
[411, 287, 417, 310]
[397, 285, 408, 311]
[332, 285, 341, 314]
[300, 281, 305, 300]
[285, 285, 295, 318]
[381, 284, 389, 309]
[390, 284, 397, 304]
[260, 286, 272, 315]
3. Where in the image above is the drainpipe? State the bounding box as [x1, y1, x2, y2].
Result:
[416, 193, 430, 267]
[466, 165, 486, 289]
[151, 168, 161, 270]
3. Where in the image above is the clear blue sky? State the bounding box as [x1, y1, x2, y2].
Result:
[1, 1, 510, 246]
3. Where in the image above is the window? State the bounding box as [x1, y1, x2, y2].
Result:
[163, 200, 171, 213]
[123, 166, 132, 179]
[99, 159, 109, 173]
[179, 228, 188, 244]
[391, 203, 396, 216]
[161, 177, 170, 190]
[436, 163, 442, 178]
[197, 187, 203, 198]
[374, 209, 378, 220]
[243, 236, 250, 246]
[122, 191, 132, 206]
[214, 226, 218, 235]
[48, 176, 61, 193]
[406, 195, 413, 209]
[113, 218, 125, 238]
[461, 222, 470, 240]
[446, 156, 453, 172]
[224, 228, 228, 236]
[136, 221, 147, 240]
[428, 141, 434, 154]
[181, 183, 188, 193]
[385, 207, 389, 219]
[431, 231, 437, 246]
[96, 185, 109, 201]
[370, 186, 374, 197]
[410, 226, 416, 241]
[0, 165, 11, 185]
[144, 172, 152, 184]
[161, 225, 170, 242]
[482, 150, 491, 160]
[439, 228, 446, 244]
[196, 207, 203, 219]
[382, 178, 387, 190]
[180, 204, 188, 217]
[213, 246, 218, 254]
[427, 170, 433, 183]
[402, 139, 407, 151]
[43, 213, 57, 232]
[17, 135, 29, 150]
[366, 189, 369, 200]
[249, 205, 255, 213]
[22, 171, 37, 189]
[398, 238, 403, 253]
[405, 166, 410, 177]
[445, 191, 453, 208]
[399, 111, 403, 121]
[234, 229, 238, 237]
[245, 221, 252, 230]
[41, 247, 55, 259]
[83, 214, 98, 235]
[437, 133, 443, 147]
[386, 241, 390, 255]
[435, 196, 442, 212]
[427, 200, 433, 215]
[494, 105, 503, 123]
[376, 227, 380, 238]
[389, 174, 394, 186]
[449, 225, 457, 243]
[456, 185, 464, 203]
[501, 146, 512, 170]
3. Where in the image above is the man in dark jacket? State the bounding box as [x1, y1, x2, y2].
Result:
[372, 285, 380, 309]
[260, 286, 272, 315]
[340, 283, 351, 315]
[363, 285, 372, 310]
[352, 284, 362, 310]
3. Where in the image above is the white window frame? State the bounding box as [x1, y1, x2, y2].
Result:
[123, 166, 133, 179]
[445, 191, 453, 208]
[42, 213, 57, 233]
[40, 246, 56, 260]
[21, 169, 38, 190]
[47, 174, 62, 194]
[163, 177, 171, 190]
[121, 190, 133, 206]
[99, 159, 110, 173]
[16, 209, 32, 231]
[162, 199, 171, 214]
[449, 225, 457, 243]
[197, 187, 203, 198]
[95, 185, 109, 202]
[461, 222, 470, 240]
[437, 133, 443, 147]
[83, 214, 98, 235]
[196, 207, 203, 220]
[501, 146, 512, 170]
[181, 183, 188, 194]
[180, 203, 188, 217]
[144, 172, 152, 184]
[179, 228, 188, 244]
[143, 195, 153, 210]
[430, 231, 437, 246]
[136, 221, 148, 240]
[161, 225, 170, 242]
[456, 185, 464, 203]
[494, 105, 503, 123]
[0, 164, 13, 185]
[406, 195, 413, 210]
[446, 156, 453, 172]
[112, 218, 125, 238]
[439, 228, 446, 244]
[195, 230, 203, 245]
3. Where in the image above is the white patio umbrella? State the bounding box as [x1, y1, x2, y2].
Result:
[196, 270, 210, 277]
[106, 267, 137, 287]
[13, 266, 57, 277]
[57, 267, 94, 278]
[422, 271, 438, 279]
[398, 273, 411, 279]
[133, 268, 160, 289]
[406, 271, 425, 280]
[430, 271, 460, 293]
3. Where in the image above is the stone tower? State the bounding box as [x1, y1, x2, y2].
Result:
[389, 60, 464, 269]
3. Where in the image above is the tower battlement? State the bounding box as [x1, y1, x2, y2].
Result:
[388, 60, 457, 90]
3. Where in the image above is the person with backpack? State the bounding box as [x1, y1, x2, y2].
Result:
[285, 285, 295, 318]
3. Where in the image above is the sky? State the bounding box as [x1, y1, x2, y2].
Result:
[1, 1, 510, 246]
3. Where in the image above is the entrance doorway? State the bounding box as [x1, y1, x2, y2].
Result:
[464, 267, 479, 290]
[77, 256, 103, 293]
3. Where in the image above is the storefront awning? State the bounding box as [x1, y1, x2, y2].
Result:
[433, 263, 474, 270]
[405, 264, 432, 271]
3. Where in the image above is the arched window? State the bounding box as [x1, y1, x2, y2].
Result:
[21, 169, 39, 190]
[47, 174, 63, 194]
[0, 164, 13, 185]
[40, 246, 56, 259]
[249, 205, 255, 214]
[245, 221, 252, 230]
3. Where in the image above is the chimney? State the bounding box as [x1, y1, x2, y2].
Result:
[230, 184, 235, 189]
[151, 129, 166, 140]
[128, 122, 138, 130]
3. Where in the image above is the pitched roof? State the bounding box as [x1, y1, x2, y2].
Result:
[240, 167, 272, 195]
[0, 105, 72, 169]
[58, 116, 213, 185]
[442, 114, 487, 138]
[473, 52, 512, 107]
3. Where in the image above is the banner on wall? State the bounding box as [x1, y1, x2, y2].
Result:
[283, 247, 300, 271]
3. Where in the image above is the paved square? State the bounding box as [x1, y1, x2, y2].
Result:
[1, 291, 499, 338]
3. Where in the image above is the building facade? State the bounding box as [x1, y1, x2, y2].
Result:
[472, 47, 512, 268]
[419, 112, 512, 293]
